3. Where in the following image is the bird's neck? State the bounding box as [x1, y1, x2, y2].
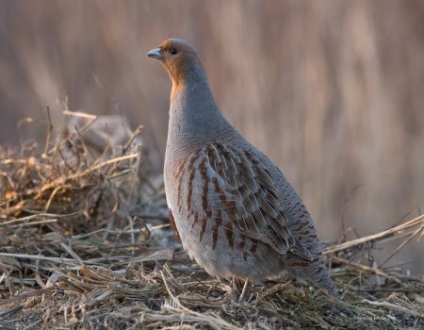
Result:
[170, 77, 215, 115]
[167, 75, 232, 152]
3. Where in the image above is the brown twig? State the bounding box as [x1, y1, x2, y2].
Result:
[325, 215, 424, 254]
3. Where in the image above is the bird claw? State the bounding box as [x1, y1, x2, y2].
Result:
[229, 278, 252, 302]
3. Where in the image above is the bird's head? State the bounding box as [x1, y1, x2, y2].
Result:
[147, 38, 204, 91]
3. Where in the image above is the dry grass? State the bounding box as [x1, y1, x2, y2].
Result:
[0, 113, 423, 329]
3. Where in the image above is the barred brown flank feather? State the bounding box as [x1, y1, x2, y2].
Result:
[199, 216, 208, 242]
[151, 38, 341, 300]
[198, 160, 208, 208]
[227, 200, 238, 218]
[238, 235, 246, 250]
[212, 214, 222, 250]
[173, 159, 185, 181]
[173, 158, 187, 211]
[176, 173, 183, 213]
[225, 221, 235, 248]
[168, 209, 181, 242]
[191, 213, 199, 229]
[186, 157, 197, 212]
[250, 238, 258, 253]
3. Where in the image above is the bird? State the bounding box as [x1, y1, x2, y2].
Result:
[147, 38, 341, 301]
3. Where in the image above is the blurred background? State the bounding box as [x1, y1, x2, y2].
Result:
[0, 0, 423, 273]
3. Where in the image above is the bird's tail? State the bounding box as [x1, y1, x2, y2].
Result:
[307, 258, 341, 301]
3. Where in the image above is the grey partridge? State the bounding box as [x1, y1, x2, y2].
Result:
[147, 38, 340, 300]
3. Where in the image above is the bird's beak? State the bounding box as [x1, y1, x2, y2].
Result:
[147, 47, 164, 60]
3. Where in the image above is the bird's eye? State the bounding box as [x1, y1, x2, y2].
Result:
[169, 48, 178, 55]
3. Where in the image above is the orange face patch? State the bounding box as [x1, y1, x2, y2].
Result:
[155, 39, 201, 96]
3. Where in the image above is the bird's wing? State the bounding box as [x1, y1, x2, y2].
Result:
[196, 143, 314, 261]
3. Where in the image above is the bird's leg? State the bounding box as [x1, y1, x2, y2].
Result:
[238, 279, 250, 301]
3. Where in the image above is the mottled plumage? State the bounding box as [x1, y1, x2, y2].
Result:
[147, 38, 340, 300]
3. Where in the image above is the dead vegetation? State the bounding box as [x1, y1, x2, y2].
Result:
[0, 112, 423, 329]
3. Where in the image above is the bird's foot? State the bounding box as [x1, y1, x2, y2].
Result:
[230, 278, 252, 302]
